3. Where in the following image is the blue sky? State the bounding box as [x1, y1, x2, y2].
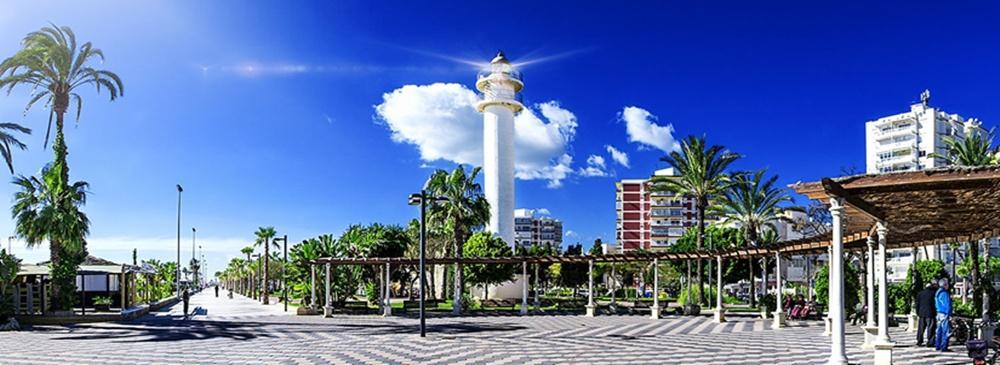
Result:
[1, 1, 999, 275]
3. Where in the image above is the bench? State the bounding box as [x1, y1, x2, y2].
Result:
[480, 299, 519, 310]
[402, 299, 443, 312]
[338, 301, 371, 314]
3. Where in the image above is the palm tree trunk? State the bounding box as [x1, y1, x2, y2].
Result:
[48, 238, 62, 312]
[263, 244, 270, 305]
[748, 258, 756, 308]
[696, 203, 707, 306]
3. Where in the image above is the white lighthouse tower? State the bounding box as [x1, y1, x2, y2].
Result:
[476, 51, 522, 247]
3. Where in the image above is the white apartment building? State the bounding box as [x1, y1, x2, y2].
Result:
[513, 209, 563, 248]
[865, 91, 984, 174]
[866, 91, 990, 282]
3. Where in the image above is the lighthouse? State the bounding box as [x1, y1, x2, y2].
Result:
[475, 51, 523, 247]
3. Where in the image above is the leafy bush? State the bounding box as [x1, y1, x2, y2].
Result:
[92, 296, 112, 306]
[814, 263, 861, 313]
[0, 250, 21, 319]
[760, 293, 776, 313]
[677, 284, 739, 306]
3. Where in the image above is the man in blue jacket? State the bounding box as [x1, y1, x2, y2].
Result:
[934, 279, 952, 351]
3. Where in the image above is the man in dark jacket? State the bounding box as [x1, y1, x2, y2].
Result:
[915, 281, 938, 346]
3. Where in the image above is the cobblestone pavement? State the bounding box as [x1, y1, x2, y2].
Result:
[0, 291, 970, 364]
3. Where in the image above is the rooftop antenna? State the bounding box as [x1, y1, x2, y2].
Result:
[920, 89, 931, 106]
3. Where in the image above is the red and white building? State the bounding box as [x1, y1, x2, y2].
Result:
[615, 168, 704, 252]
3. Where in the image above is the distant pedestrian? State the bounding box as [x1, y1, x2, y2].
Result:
[215, 285, 219, 298]
[182, 288, 190, 319]
[934, 279, 952, 351]
[916, 281, 938, 347]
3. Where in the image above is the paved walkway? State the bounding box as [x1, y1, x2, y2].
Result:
[0, 291, 971, 364]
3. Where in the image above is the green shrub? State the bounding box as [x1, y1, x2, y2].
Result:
[677, 284, 739, 306]
[93, 296, 112, 306]
[814, 263, 861, 313]
[760, 293, 776, 313]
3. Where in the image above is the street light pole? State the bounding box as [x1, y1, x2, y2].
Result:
[192, 227, 197, 287]
[176, 184, 183, 298]
[273, 235, 289, 312]
[409, 191, 447, 338]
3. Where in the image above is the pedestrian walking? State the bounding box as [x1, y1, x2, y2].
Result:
[916, 281, 938, 347]
[182, 288, 190, 319]
[934, 279, 952, 351]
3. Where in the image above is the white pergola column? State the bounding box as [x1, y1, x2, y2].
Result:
[310, 264, 317, 309]
[873, 222, 894, 365]
[324, 263, 333, 317]
[862, 235, 878, 349]
[760, 256, 769, 319]
[520, 261, 528, 316]
[823, 245, 833, 337]
[651, 258, 660, 320]
[772, 251, 785, 329]
[585, 259, 596, 317]
[828, 197, 848, 365]
[714, 255, 726, 323]
[907, 247, 919, 332]
[533, 264, 541, 313]
[383, 263, 392, 316]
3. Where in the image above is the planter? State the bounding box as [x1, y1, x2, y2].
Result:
[95, 304, 111, 312]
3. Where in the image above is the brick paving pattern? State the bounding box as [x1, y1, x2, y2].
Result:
[0, 291, 970, 364]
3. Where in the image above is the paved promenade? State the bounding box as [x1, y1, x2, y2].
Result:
[0, 291, 969, 364]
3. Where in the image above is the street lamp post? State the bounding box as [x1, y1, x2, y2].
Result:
[409, 190, 447, 338]
[192, 227, 197, 287]
[176, 184, 183, 298]
[273, 235, 289, 312]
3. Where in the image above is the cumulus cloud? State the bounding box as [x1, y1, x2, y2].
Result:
[578, 154, 609, 177]
[375, 83, 581, 188]
[605, 145, 630, 168]
[620, 106, 680, 153]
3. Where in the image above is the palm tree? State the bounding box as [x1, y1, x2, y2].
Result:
[240, 246, 254, 297]
[2, 25, 122, 311]
[0, 24, 124, 184]
[425, 165, 490, 312]
[652, 135, 739, 305]
[712, 169, 796, 308]
[254, 226, 278, 304]
[0, 122, 30, 174]
[930, 127, 999, 167]
[11, 164, 89, 311]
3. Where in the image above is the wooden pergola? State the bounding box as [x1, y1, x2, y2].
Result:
[301, 166, 1000, 365]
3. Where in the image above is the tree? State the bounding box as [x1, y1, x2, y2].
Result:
[463, 232, 514, 299]
[11, 164, 90, 311]
[560, 243, 588, 295]
[425, 165, 489, 310]
[652, 135, 739, 305]
[2, 24, 123, 312]
[254, 226, 278, 304]
[712, 169, 796, 307]
[0, 123, 30, 174]
[0, 250, 21, 320]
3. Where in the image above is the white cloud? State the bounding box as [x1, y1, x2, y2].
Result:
[620, 106, 680, 153]
[375, 83, 580, 188]
[565, 230, 578, 238]
[578, 154, 609, 177]
[605, 145, 630, 168]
